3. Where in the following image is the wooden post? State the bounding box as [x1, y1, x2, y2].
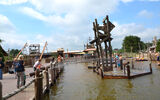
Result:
[104, 42, 108, 67]
[49, 68, 54, 85]
[0, 82, 2, 100]
[15, 43, 27, 60]
[132, 58, 134, 69]
[39, 42, 47, 60]
[115, 58, 117, 68]
[123, 65, 126, 74]
[120, 59, 123, 70]
[35, 69, 43, 100]
[127, 65, 130, 79]
[95, 19, 105, 72]
[150, 63, 152, 73]
[43, 67, 49, 90]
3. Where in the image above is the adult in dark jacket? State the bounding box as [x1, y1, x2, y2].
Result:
[0, 57, 4, 80]
[16, 55, 25, 88]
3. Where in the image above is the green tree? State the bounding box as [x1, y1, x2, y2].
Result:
[122, 35, 145, 53]
[156, 39, 160, 52]
[0, 39, 5, 62]
[9, 49, 21, 57]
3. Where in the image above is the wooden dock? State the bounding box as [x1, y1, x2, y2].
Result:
[92, 62, 152, 79]
[0, 61, 64, 100]
[103, 68, 152, 79]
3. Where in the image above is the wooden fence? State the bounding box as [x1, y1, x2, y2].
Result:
[0, 59, 64, 100]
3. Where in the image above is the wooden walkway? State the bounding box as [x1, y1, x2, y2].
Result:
[0, 68, 34, 100]
[103, 68, 152, 79]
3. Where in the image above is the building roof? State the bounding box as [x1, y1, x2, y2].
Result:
[0, 45, 8, 56]
[83, 48, 96, 52]
[64, 50, 83, 54]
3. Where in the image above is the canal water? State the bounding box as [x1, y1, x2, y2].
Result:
[45, 61, 160, 100]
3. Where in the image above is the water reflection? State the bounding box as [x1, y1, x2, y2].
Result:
[45, 61, 160, 100]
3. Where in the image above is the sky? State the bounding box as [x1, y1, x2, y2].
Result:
[0, 0, 160, 52]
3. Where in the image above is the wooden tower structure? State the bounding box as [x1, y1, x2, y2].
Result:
[90, 15, 115, 72]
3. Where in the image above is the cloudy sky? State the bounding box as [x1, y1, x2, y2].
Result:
[0, 0, 160, 52]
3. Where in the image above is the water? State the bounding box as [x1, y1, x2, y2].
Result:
[45, 62, 160, 100]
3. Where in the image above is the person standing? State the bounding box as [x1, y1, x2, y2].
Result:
[16, 55, 25, 88]
[116, 54, 121, 70]
[0, 57, 4, 80]
[33, 59, 41, 71]
[12, 58, 18, 78]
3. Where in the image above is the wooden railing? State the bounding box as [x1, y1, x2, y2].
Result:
[0, 59, 64, 100]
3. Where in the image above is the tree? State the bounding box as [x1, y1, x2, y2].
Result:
[156, 39, 160, 52]
[122, 35, 145, 53]
[9, 49, 21, 57]
[0, 39, 5, 62]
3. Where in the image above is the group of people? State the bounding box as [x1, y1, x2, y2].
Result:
[12, 55, 26, 88]
[0, 54, 61, 89]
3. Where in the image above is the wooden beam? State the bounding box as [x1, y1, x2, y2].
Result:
[39, 41, 47, 60]
[15, 43, 27, 59]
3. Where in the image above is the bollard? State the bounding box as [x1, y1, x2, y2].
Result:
[127, 65, 130, 79]
[150, 63, 152, 74]
[120, 59, 123, 70]
[123, 65, 126, 74]
[35, 69, 43, 100]
[0, 82, 2, 100]
[49, 68, 54, 85]
[43, 67, 49, 90]
[115, 58, 117, 68]
[132, 59, 134, 69]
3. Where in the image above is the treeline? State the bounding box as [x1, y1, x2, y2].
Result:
[114, 35, 160, 53]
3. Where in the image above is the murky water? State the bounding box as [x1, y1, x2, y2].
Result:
[45, 61, 160, 100]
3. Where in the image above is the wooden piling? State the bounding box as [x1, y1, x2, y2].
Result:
[132, 59, 134, 69]
[127, 65, 130, 79]
[150, 63, 152, 74]
[49, 68, 54, 85]
[43, 67, 49, 90]
[35, 69, 43, 100]
[120, 59, 123, 70]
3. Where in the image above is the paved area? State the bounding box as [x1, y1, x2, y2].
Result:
[0, 68, 34, 96]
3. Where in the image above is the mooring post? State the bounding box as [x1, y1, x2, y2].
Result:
[123, 65, 126, 74]
[35, 69, 43, 100]
[115, 58, 117, 68]
[0, 82, 2, 100]
[120, 59, 123, 70]
[56, 63, 59, 78]
[132, 58, 134, 69]
[150, 63, 152, 74]
[43, 67, 49, 90]
[49, 67, 54, 85]
[127, 65, 130, 79]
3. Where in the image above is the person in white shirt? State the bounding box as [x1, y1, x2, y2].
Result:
[33, 59, 41, 71]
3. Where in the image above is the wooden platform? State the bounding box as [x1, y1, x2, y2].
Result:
[103, 68, 152, 79]
[93, 67, 152, 79]
[88, 66, 96, 69]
